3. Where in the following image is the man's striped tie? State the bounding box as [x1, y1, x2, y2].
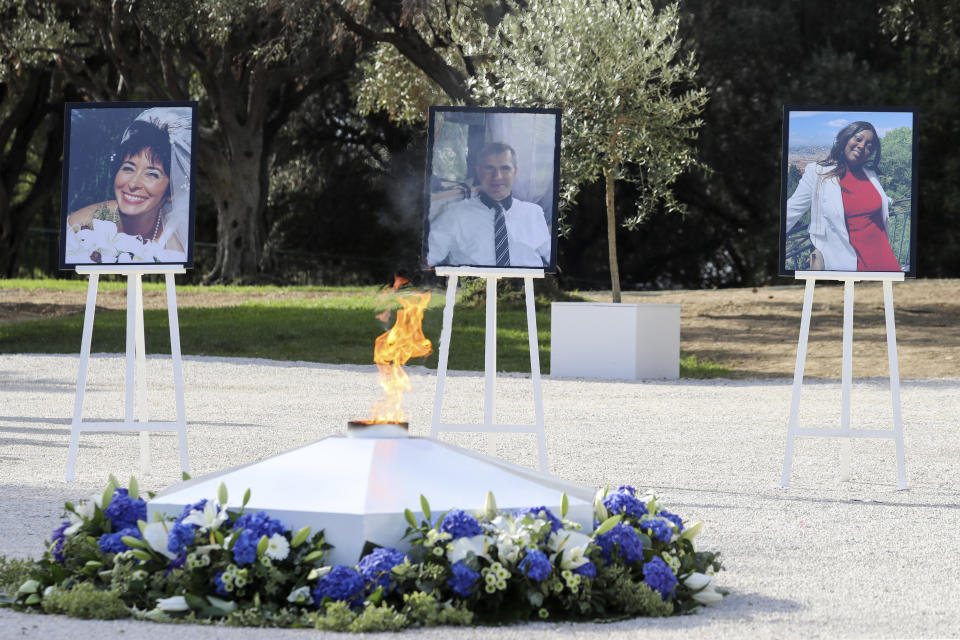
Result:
[493, 204, 510, 267]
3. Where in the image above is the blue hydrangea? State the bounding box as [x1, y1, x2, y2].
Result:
[595, 522, 644, 565]
[447, 560, 480, 598]
[357, 547, 408, 592]
[176, 499, 207, 522]
[617, 485, 638, 496]
[167, 521, 198, 555]
[642, 556, 677, 600]
[231, 529, 259, 566]
[50, 521, 70, 562]
[214, 571, 228, 596]
[573, 561, 597, 579]
[603, 491, 647, 519]
[658, 510, 685, 532]
[313, 565, 366, 608]
[98, 526, 141, 554]
[518, 548, 552, 582]
[439, 509, 483, 539]
[234, 511, 288, 539]
[643, 517, 674, 543]
[104, 488, 147, 531]
[513, 506, 563, 534]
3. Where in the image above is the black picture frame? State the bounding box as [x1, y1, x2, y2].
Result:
[779, 105, 918, 277]
[58, 101, 199, 270]
[422, 106, 561, 272]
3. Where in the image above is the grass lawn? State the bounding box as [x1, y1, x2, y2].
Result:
[0, 280, 726, 377]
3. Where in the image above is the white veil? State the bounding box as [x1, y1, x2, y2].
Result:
[122, 107, 192, 254]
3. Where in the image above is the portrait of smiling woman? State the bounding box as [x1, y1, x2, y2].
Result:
[60, 103, 196, 268]
[781, 108, 917, 275]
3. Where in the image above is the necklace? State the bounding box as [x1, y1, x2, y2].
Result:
[115, 207, 162, 243]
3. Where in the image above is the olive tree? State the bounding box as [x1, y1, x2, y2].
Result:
[474, 0, 707, 301]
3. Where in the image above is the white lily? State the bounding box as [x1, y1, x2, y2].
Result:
[287, 585, 312, 604]
[446, 534, 489, 564]
[548, 531, 593, 570]
[684, 572, 723, 605]
[156, 595, 190, 612]
[265, 533, 290, 561]
[142, 521, 178, 560]
[181, 501, 228, 532]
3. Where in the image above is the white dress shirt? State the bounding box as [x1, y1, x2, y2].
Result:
[426, 194, 551, 268]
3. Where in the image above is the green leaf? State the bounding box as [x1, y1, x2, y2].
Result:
[420, 495, 431, 522]
[24, 594, 41, 606]
[84, 560, 103, 569]
[561, 493, 569, 518]
[16, 580, 39, 595]
[218, 482, 228, 505]
[303, 550, 325, 564]
[101, 481, 117, 510]
[184, 593, 206, 611]
[128, 476, 139, 501]
[256, 534, 269, 557]
[64, 502, 75, 514]
[121, 536, 148, 550]
[291, 526, 311, 548]
[680, 521, 703, 541]
[593, 514, 623, 536]
[130, 550, 152, 562]
[404, 509, 417, 528]
[182, 471, 191, 481]
[242, 488, 251, 508]
[206, 595, 237, 614]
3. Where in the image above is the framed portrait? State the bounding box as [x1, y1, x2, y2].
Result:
[58, 101, 198, 270]
[422, 106, 561, 272]
[779, 105, 918, 277]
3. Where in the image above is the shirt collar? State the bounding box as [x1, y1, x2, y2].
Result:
[478, 191, 512, 211]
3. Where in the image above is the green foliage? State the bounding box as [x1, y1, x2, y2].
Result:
[314, 600, 357, 631]
[679, 353, 730, 379]
[401, 591, 474, 627]
[0, 557, 35, 599]
[348, 603, 408, 632]
[878, 127, 913, 201]
[41, 583, 129, 620]
[475, 0, 707, 227]
[594, 565, 673, 617]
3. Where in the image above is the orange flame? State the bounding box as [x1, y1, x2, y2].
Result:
[367, 291, 432, 424]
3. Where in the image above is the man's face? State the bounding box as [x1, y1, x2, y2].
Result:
[476, 151, 517, 201]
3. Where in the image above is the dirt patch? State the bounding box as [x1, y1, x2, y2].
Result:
[3, 280, 959, 378]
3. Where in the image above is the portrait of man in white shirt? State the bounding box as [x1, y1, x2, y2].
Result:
[425, 141, 552, 269]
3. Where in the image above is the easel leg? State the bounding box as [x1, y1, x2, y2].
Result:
[430, 275, 458, 439]
[781, 278, 815, 487]
[883, 280, 907, 489]
[166, 273, 190, 474]
[67, 274, 100, 482]
[524, 277, 548, 473]
[132, 274, 150, 477]
[839, 280, 854, 481]
[484, 276, 497, 457]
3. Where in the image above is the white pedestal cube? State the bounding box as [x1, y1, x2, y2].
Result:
[550, 302, 681, 380]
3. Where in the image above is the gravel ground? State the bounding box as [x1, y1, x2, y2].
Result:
[1, 353, 958, 639]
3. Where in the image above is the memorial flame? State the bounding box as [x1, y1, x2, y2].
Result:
[360, 282, 432, 425]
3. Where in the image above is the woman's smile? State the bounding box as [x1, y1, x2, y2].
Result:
[844, 130, 876, 168]
[114, 149, 170, 217]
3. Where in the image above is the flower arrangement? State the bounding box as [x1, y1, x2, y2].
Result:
[65, 219, 186, 264]
[0, 477, 724, 630]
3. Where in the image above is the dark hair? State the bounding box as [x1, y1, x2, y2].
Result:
[477, 142, 518, 169]
[113, 119, 172, 183]
[818, 121, 882, 179]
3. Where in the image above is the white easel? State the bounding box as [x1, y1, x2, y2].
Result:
[430, 266, 548, 472]
[66, 265, 190, 482]
[780, 271, 907, 489]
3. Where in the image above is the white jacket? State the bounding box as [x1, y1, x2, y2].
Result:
[786, 162, 891, 271]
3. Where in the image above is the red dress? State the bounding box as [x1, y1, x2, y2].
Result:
[840, 171, 901, 271]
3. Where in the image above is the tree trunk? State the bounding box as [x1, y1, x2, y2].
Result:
[603, 167, 621, 303]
